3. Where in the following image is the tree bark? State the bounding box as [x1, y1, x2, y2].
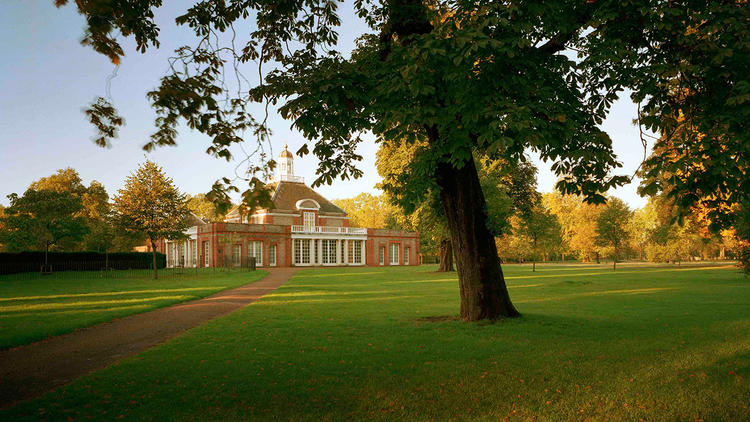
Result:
[150, 237, 158, 280]
[435, 159, 519, 321]
[438, 238, 454, 272]
[613, 247, 617, 271]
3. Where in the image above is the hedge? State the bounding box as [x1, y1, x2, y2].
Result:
[0, 251, 166, 275]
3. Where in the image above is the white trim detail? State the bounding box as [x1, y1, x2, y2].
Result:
[296, 198, 321, 210]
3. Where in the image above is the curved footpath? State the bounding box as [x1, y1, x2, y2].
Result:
[0, 267, 298, 409]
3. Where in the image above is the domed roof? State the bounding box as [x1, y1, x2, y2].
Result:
[279, 144, 293, 158]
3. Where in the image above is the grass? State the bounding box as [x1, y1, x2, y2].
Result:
[2, 262, 749, 421]
[0, 268, 267, 349]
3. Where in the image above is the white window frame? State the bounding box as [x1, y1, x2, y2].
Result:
[190, 240, 197, 267]
[379, 246, 385, 265]
[303, 211, 316, 230]
[404, 247, 410, 265]
[353, 240, 362, 264]
[390, 243, 400, 265]
[322, 239, 335, 264]
[294, 239, 301, 265]
[203, 241, 210, 267]
[294, 239, 312, 265]
[247, 241, 263, 267]
[232, 244, 242, 267]
[269, 244, 277, 267]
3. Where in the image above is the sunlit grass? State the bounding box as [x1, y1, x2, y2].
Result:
[0, 270, 267, 349]
[2, 263, 748, 421]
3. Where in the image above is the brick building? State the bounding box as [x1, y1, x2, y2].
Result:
[158, 145, 419, 268]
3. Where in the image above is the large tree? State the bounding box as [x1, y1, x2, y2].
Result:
[57, 0, 749, 320]
[113, 161, 190, 279]
[0, 189, 89, 267]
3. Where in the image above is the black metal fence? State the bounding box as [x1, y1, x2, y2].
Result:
[0, 257, 257, 281]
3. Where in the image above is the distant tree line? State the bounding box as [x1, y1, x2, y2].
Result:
[335, 167, 746, 271]
[0, 162, 194, 278]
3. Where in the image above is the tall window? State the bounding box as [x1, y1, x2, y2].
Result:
[232, 244, 241, 266]
[269, 244, 277, 267]
[167, 243, 174, 267]
[353, 241, 362, 264]
[294, 239, 311, 264]
[322, 239, 336, 264]
[203, 241, 210, 267]
[190, 240, 197, 267]
[390, 243, 400, 265]
[294, 239, 301, 264]
[302, 239, 310, 263]
[179, 242, 186, 267]
[347, 240, 354, 264]
[404, 247, 410, 265]
[248, 241, 263, 266]
[303, 211, 316, 230]
[379, 246, 385, 265]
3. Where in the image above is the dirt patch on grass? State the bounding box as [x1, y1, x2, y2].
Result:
[414, 315, 460, 323]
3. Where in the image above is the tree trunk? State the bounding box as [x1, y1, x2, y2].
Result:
[45, 242, 50, 267]
[150, 238, 158, 280]
[435, 159, 519, 321]
[613, 247, 617, 271]
[438, 238, 454, 272]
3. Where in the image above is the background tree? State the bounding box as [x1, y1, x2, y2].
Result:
[186, 193, 225, 222]
[0, 204, 5, 251]
[546, 193, 605, 262]
[627, 207, 654, 261]
[27, 168, 111, 251]
[113, 161, 189, 279]
[519, 203, 562, 272]
[596, 198, 632, 270]
[0, 189, 89, 267]
[495, 216, 533, 264]
[333, 193, 403, 229]
[377, 141, 538, 273]
[736, 202, 750, 274]
[57, 0, 749, 320]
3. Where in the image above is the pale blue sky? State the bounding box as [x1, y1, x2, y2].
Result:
[0, 1, 650, 208]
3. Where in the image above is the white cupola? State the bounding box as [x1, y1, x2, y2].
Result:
[276, 144, 301, 182]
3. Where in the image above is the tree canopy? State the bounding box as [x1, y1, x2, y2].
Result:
[56, 0, 750, 319]
[333, 193, 402, 229]
[186, 193, 226, 222]
[0, 189, 89, 264]
[113, 161, 190, 278]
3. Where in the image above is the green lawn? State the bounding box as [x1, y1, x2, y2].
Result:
[3, 263, 749, 421]
[0, 269, 267, 349]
